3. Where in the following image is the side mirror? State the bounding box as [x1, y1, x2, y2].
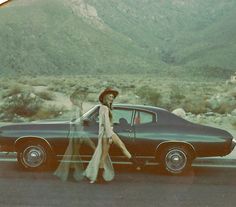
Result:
[71, 118, 76, 122]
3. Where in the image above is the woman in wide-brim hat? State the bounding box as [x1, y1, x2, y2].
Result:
[54, 87, 96, 181]
[84, 87, 140, 184]
[98, 87, 119, 103]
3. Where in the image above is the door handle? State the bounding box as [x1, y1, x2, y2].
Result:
[124, 129, 132, 133]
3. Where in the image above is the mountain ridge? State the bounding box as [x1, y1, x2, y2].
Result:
[0, 0, 235, 79]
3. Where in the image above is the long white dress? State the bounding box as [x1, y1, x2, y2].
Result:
[84, 104, 115, 182]
[54, 106, 85, 181]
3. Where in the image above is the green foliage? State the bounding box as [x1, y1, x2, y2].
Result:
[231, 117, 236, 129]
[169, 84, 186, 109]
[136, 86, 161, 106]
[0, 92, 43, 119]
[2, 84, 24, 98]
[31, 105, 64, 120]
[229, 87, 236, 99]
[0, 90, 65, 121]
[212, 103, 235, 114]
[183, 97, 208, 114]
[0, 0, 236, 77]
[36, 90, 55, 101]
[1, 83, 34, 99]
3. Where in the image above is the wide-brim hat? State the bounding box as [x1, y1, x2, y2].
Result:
[99, 87, 119, 103]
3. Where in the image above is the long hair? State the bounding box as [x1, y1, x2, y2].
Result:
[102, 94, 113, 120]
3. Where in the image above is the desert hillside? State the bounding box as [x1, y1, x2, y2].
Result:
[0, 0, 236, 79]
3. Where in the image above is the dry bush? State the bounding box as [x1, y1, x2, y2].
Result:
[182, 97, 208, 114]
[169, 84, 186, 109]
[86, 93, 98, 102]
[213, 103, 235, 114]
[1, 84, 29, 98]
[48, 82, 68, 93]
[135, 86, 161, 106]
[17, 76, 53, 86]
[0, 78, 16, 90]
[31, 105, 65, 120]
[0, 92, 42, 120]
[228, 87, 236, 99]
[36, 90, 55, 101]
[231, 117, 236, 129]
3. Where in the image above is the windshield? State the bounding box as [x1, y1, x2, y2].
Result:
[74, 105, 99, 122]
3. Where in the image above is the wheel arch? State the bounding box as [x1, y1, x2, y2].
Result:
[14, 136, 54, 153]
[155, 141, 196, 162]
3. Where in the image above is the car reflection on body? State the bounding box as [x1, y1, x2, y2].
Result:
[0, 104, 235, 175]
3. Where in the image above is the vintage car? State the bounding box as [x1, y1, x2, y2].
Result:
[0, 104, 235, 175]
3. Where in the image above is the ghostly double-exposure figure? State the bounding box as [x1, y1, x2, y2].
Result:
[54, 87, 95, 181]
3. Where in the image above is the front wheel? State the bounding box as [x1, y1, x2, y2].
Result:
[17, 141, 52, 171]
[160, 146, 192, 175]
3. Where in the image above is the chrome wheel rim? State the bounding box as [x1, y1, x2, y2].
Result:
[22, 145, 46, 168]
[165, 149, 187, 173]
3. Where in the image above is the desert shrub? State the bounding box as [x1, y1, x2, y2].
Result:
[21, 76, 49, 86]
[0, 78, 16, 90]
[1, 84, 26, 98]
[207, 94, 236, 114]
[0, 92, 43, 120]
[86, 93, 98, 102]
[36, 90, 55, 101]
[48, 81, 72, 94]
[169, 84, 186, 108]
[231, 117, 236, 129]
[135, 86, 161, 106]
[213, 103, 235, 114]
[228, 87, 236, 99]
[182, 97, 208, 114]
[31, 105, 65, 120]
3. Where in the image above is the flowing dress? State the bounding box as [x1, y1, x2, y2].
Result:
[54, 106, 86, 181]
[84, 104, 115, 182]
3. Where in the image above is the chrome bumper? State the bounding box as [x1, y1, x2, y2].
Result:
[231, 138, 236, 151]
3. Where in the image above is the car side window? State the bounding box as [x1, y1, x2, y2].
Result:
[113, 109, 133, 125]
[157, 110, 188, 125]
[88, 108, 133, 126]
[134, 110, 155, 125]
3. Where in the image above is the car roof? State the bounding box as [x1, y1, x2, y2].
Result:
[113, 103, 168, 112]
[83, 104, 168, 119]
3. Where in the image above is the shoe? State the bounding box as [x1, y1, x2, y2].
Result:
[89, 180, 96, 184]
[129, 156, 142, 170]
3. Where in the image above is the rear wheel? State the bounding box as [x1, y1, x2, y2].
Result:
[160, 146, 192, 175]
[17, 141, 54, 171]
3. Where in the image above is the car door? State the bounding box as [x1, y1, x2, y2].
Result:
[110, 107, 136, 159]
[133, 109, 159, 157]
[77, 106, 100, 157]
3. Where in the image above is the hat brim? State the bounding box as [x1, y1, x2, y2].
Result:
[99, 89, 119, 103]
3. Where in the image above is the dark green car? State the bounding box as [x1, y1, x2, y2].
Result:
[0, 104, 235, 175]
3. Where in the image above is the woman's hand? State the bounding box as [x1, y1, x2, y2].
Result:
[109, 138, 113, 145]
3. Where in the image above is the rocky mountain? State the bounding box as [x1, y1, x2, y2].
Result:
[0, 0, 235, 79]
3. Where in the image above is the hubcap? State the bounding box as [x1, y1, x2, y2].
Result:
[22, 145, 46, 168]
[165, 149, 187, 173]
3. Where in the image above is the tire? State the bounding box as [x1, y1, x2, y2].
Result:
[160, 146, 192, 175]
[17, 141, 53, 171]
